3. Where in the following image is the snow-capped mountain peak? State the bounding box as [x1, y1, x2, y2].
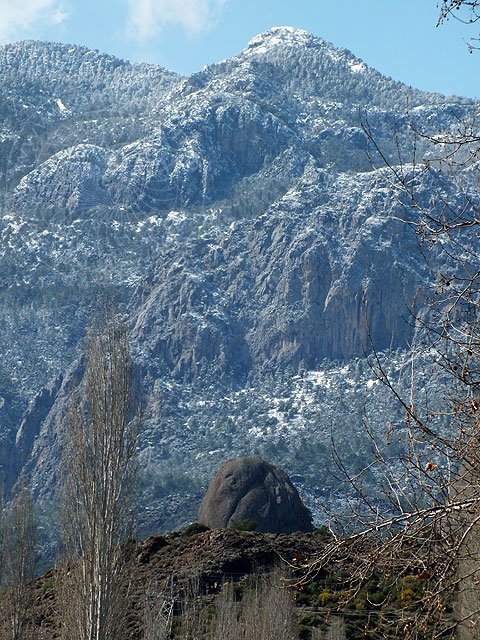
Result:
[244, 26, 316, 54]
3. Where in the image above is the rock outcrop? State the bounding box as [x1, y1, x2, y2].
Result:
[198, 456, 313, 534]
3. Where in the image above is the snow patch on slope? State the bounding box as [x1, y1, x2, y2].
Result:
[244, 26, 316, 56]
[349, 60, 366, 74]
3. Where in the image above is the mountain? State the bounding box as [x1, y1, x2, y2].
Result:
[0, 27, 477, 543]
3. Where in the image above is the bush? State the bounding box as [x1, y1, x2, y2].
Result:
[319, 589, 333, 606]
[395, 575, 423, 608]
[313, 525, 332, 542]
[184, 522, 210, 536]
[230, 518, 257, 532]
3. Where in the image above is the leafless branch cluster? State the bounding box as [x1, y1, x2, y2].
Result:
[438, 1, 480, 25]
[438, 0, 480, 50]
[293, 8, 480, 636]
[177, 569, 298, 640]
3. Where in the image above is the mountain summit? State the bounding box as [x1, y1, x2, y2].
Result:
[245, 25, 318, 50]
[244, 25, 364, 69]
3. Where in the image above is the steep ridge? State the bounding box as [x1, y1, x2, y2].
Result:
[0, 40, 181, 198]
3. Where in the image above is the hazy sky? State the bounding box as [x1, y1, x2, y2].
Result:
[0, 0, 478, 98]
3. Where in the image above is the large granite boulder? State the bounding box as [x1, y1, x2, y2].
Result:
[198, 455, 313, 534]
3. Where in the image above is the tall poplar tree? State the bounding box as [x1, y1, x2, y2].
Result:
[60, 314, 139, 640]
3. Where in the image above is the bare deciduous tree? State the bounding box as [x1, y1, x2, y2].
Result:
[59, 314, 139, 640]
[208, 581, 239, 640]
[1, 487, 36, 640]
[208, 569, 297, 640]
[311, 617, 346, 640]
[298, 5, 480, 638]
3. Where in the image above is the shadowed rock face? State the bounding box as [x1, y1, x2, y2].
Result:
[198, 456, 313, 534]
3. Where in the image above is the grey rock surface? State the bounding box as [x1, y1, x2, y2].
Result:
[198, 455, 313, 534]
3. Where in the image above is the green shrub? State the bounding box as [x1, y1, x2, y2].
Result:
[395, 575, 423, 608]
[319, 589, 334, 605]
[230, 518, 257, 532]
[313, 525, 332, 541]
[184, 522, 210, 536]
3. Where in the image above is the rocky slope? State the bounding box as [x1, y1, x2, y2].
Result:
[0, 27, 478, 539]
[3, 524, 441, 640]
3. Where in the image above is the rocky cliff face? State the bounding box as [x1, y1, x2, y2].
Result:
[131, 166, 430, 382]
[0, 28, 477, 536]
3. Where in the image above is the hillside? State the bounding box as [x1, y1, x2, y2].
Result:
[6, 524, 441, 640]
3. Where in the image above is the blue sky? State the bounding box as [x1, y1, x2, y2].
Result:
[0, 0, 478, 98]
